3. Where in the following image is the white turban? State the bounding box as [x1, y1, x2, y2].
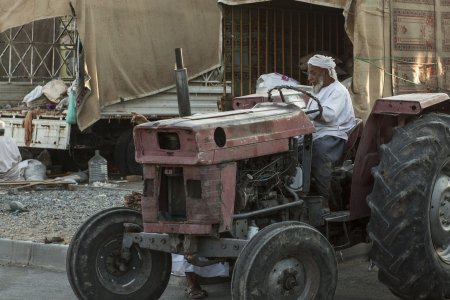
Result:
[308, 54, 338, 81]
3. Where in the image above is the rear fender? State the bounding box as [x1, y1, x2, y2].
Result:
[349, 93, 450, 219]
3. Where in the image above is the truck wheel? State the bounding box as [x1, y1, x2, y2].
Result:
[114, 130, 132, 175]
[66, 207, 171, 300]
[114, 130, 143, 176]
[231, 221, 337, 300]
[367, 113, 450, 299]
[126, 132, 143, 175]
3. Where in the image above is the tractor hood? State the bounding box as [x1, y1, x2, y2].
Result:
[134, 102, 314, 165]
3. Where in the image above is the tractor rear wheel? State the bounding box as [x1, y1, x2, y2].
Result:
[231, 221, 337, 299]
[367, 113, 450, 299]
[66, 207, 171, 300]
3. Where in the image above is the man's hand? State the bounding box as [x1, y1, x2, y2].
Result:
[131, 112, 148, 125]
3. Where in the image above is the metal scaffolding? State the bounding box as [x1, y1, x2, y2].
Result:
[0, 16, 78, 85]
[222, 2, 347, 97]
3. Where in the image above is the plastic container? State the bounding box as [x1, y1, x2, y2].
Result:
[289, 166, 303, 191]
[88, 150, 108, 184]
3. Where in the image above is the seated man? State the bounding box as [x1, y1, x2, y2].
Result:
[303, 54, 356, 213]
[0, 121, 22, 181]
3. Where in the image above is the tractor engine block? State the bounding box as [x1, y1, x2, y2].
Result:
[133, 102, 315, 236]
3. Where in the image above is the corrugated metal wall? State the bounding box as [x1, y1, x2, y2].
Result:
[222, 1, 348, 97]
[101, 85, 229, 118]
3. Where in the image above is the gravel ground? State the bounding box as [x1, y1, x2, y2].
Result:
[0, 185, 135, 244]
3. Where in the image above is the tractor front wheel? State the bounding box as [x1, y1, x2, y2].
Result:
[231, 221, 337, 299]
[368, 113, 450, 299]
[66, 207, 171, 300]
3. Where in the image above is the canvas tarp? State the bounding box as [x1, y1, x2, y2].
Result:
[0, 0, 221, 131]
[389, 1, 450, 96]
[344, 1, 392, 120]
[346, 0, 450, 119]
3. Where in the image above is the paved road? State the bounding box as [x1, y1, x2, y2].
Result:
[0, 259, 398, 300]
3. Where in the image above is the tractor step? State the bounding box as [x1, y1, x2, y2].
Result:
[323, 210, 351, 223]
[324, 210, 352, 251]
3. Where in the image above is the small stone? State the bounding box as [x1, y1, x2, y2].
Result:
[9, 201, 29, 212]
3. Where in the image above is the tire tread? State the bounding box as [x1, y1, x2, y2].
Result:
[367, 113, 450, 299]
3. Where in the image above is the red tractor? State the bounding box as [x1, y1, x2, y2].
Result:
[66, 88, 450, 299]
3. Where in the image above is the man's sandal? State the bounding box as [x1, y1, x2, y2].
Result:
[185, 287, 208, 299]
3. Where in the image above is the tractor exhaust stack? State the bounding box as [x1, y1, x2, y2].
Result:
[174, 48, 191, 117]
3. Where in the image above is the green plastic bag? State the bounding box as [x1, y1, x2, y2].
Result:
[66, 88, 77, 125]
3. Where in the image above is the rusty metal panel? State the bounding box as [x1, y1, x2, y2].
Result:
[371, 93, 450, 115]
[142, 165, 159, 223]
[349, 113, 401, 219]
[222, 2, 346, 97]
[142, 163, 236, 235]
[134, 103, 314, 165]
[184, 163, 236, 232]
[0, 116, 70, 149]
[212, 139, 289, 163]
[143, 223, 214, 235]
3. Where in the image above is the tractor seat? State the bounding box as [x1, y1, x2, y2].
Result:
[336, 118, 363, 166]
[344, 118, 363, 152]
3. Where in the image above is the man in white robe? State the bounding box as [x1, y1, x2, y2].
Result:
[0, 121, 22, 181]
[303, 54, 356, 213]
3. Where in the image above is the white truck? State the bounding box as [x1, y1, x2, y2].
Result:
[0, 2, 225, 175]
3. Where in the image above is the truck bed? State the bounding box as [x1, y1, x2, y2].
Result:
[0, 108, 70, 150]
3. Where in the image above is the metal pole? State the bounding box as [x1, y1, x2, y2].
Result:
[174, 48, 191, 117]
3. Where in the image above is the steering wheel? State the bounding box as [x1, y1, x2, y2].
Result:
[267, 85, 323, 119]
